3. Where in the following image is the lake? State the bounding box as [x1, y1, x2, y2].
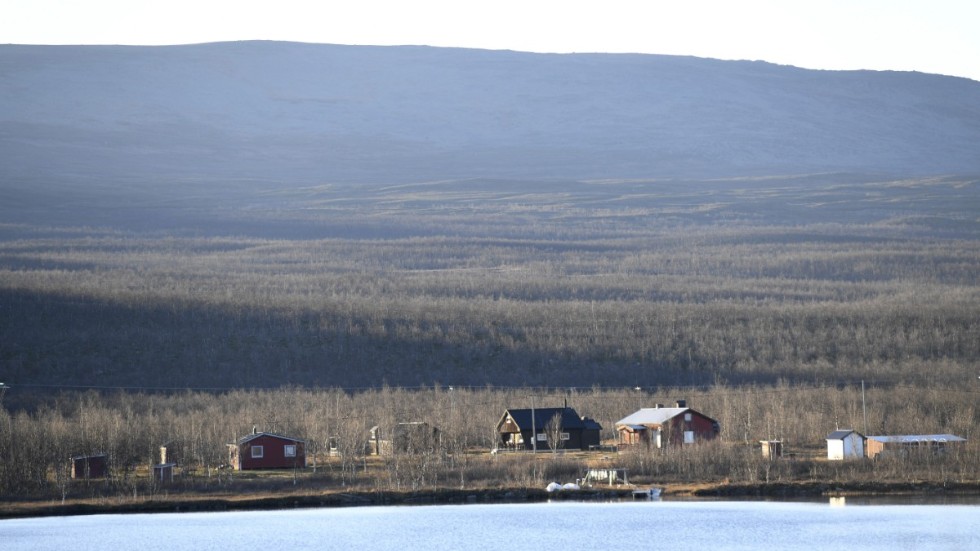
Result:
[2, 498, 978, 550]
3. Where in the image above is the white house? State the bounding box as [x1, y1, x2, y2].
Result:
[826, 429, 865, 460]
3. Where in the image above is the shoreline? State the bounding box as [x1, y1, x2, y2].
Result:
[3, 480, 979, 519]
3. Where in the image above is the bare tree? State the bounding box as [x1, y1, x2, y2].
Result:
[545, 412, 566, 455]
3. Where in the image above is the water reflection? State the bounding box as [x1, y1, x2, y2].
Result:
[1, 498, 978, 551]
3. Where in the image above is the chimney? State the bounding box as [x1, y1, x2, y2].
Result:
[655, 404, 664, 409]
[676, 399, 687, 408]
[252, 425, 258, 435]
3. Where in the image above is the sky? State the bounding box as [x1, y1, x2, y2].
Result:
[2, 0, 979, 82]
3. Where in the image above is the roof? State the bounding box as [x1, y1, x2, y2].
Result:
[826, 429, 864, 440]
[581, 417, 603, 431]
[500, 407, 588, 431]
[235, 432, 305, 445]
[867, 434, 966, 444]
[615, 407, 689, 426]
[619, 424, 648, 432]
[70, 453, 107, 460]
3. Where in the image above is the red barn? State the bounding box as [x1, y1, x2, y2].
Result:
[228, 431, 306, 470]
[615, 400, 720, 448]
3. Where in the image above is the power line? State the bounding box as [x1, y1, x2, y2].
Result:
[5, 379, 978, 396]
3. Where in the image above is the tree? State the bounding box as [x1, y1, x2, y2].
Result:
[545, 412, 566, 455]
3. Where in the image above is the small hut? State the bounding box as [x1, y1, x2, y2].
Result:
[760, 440, 783, 459]
[70, 453, 108, 479]
[152, 445, 177, 483]
[826, 430, 865, 460]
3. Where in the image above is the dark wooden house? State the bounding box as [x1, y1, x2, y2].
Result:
[70, 453, 108, 479]
[496, 406, 602, 451]
[615, 401, 720, 448]
[227, 431, 306, 470]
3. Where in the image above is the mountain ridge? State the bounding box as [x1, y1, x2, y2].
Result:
[2, 41, 979, 186]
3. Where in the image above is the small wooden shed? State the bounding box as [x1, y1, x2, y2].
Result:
[826, 429, 865, 460]
[70, 453, 108, 479]
[760, 440, 783, 459]
[152, 445, 176, 483]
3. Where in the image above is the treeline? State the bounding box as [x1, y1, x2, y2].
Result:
[1, 384, 977, 500]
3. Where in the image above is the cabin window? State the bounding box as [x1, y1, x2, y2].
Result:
[684, 413, 692, 422]
[560, 432, 570, 441]
[284, 445, 297, 457]
[536, 433, 548, 442]
[251, 445, 264, 458]
[684, 431, 695, 444]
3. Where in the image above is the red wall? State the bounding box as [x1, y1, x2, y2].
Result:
[238, 434, 306, 470]
[667, 410, 719, 445]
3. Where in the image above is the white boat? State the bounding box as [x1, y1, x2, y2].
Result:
[632, 487, 662, 499]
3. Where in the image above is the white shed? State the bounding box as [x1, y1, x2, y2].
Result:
[826, 429, 865, 460]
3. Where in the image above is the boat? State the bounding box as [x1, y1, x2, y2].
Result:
[632, 487, 662, 499]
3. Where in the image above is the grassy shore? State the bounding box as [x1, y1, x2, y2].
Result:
[3, 479, 979, 520]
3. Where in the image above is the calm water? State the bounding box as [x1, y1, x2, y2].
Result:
[2, 499, 978, 551]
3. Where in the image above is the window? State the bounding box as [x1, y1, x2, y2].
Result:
[560, 432, 570, 441]
[251, 445, 264, 458]
[684, 413, 692, 422]
[536, 433, 548, 442]
[284, 444, 296, 457]
[684, 431, 695, 444]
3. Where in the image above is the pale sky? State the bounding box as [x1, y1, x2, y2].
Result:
[2, 0, 979, 81]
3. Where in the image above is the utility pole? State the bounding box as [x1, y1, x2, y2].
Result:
[861, 380, 868, 435]
[530, 394, 537, 453]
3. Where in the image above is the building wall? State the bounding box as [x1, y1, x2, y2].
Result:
[666, 412, 717, 446]
[70, 455, 107, 479]
[827, 440, 845, 460]
[510, 428, 593, 451]
[617, 409, 718, 449]
[236, 435, 306, 470]
[828, 434, 864, 460]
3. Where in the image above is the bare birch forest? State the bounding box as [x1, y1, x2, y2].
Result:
[2, 175, 978, 391]
[1, 174, 978, 498]
[0, 383, 977, 499]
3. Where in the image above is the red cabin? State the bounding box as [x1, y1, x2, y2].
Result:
[615, 400, 720, 448]
[228, 431, 306, 470]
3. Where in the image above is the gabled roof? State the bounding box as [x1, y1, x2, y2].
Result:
[615, 407, 717, 427]
[867, 434, 966, 444]
[235, 432, 305, 445]
[826, 429, 864, 440]
[499, 407, 588, 431]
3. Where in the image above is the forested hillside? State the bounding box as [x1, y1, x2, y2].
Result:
[2, 174, 977, 392]
[1, 43, 979, 395]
